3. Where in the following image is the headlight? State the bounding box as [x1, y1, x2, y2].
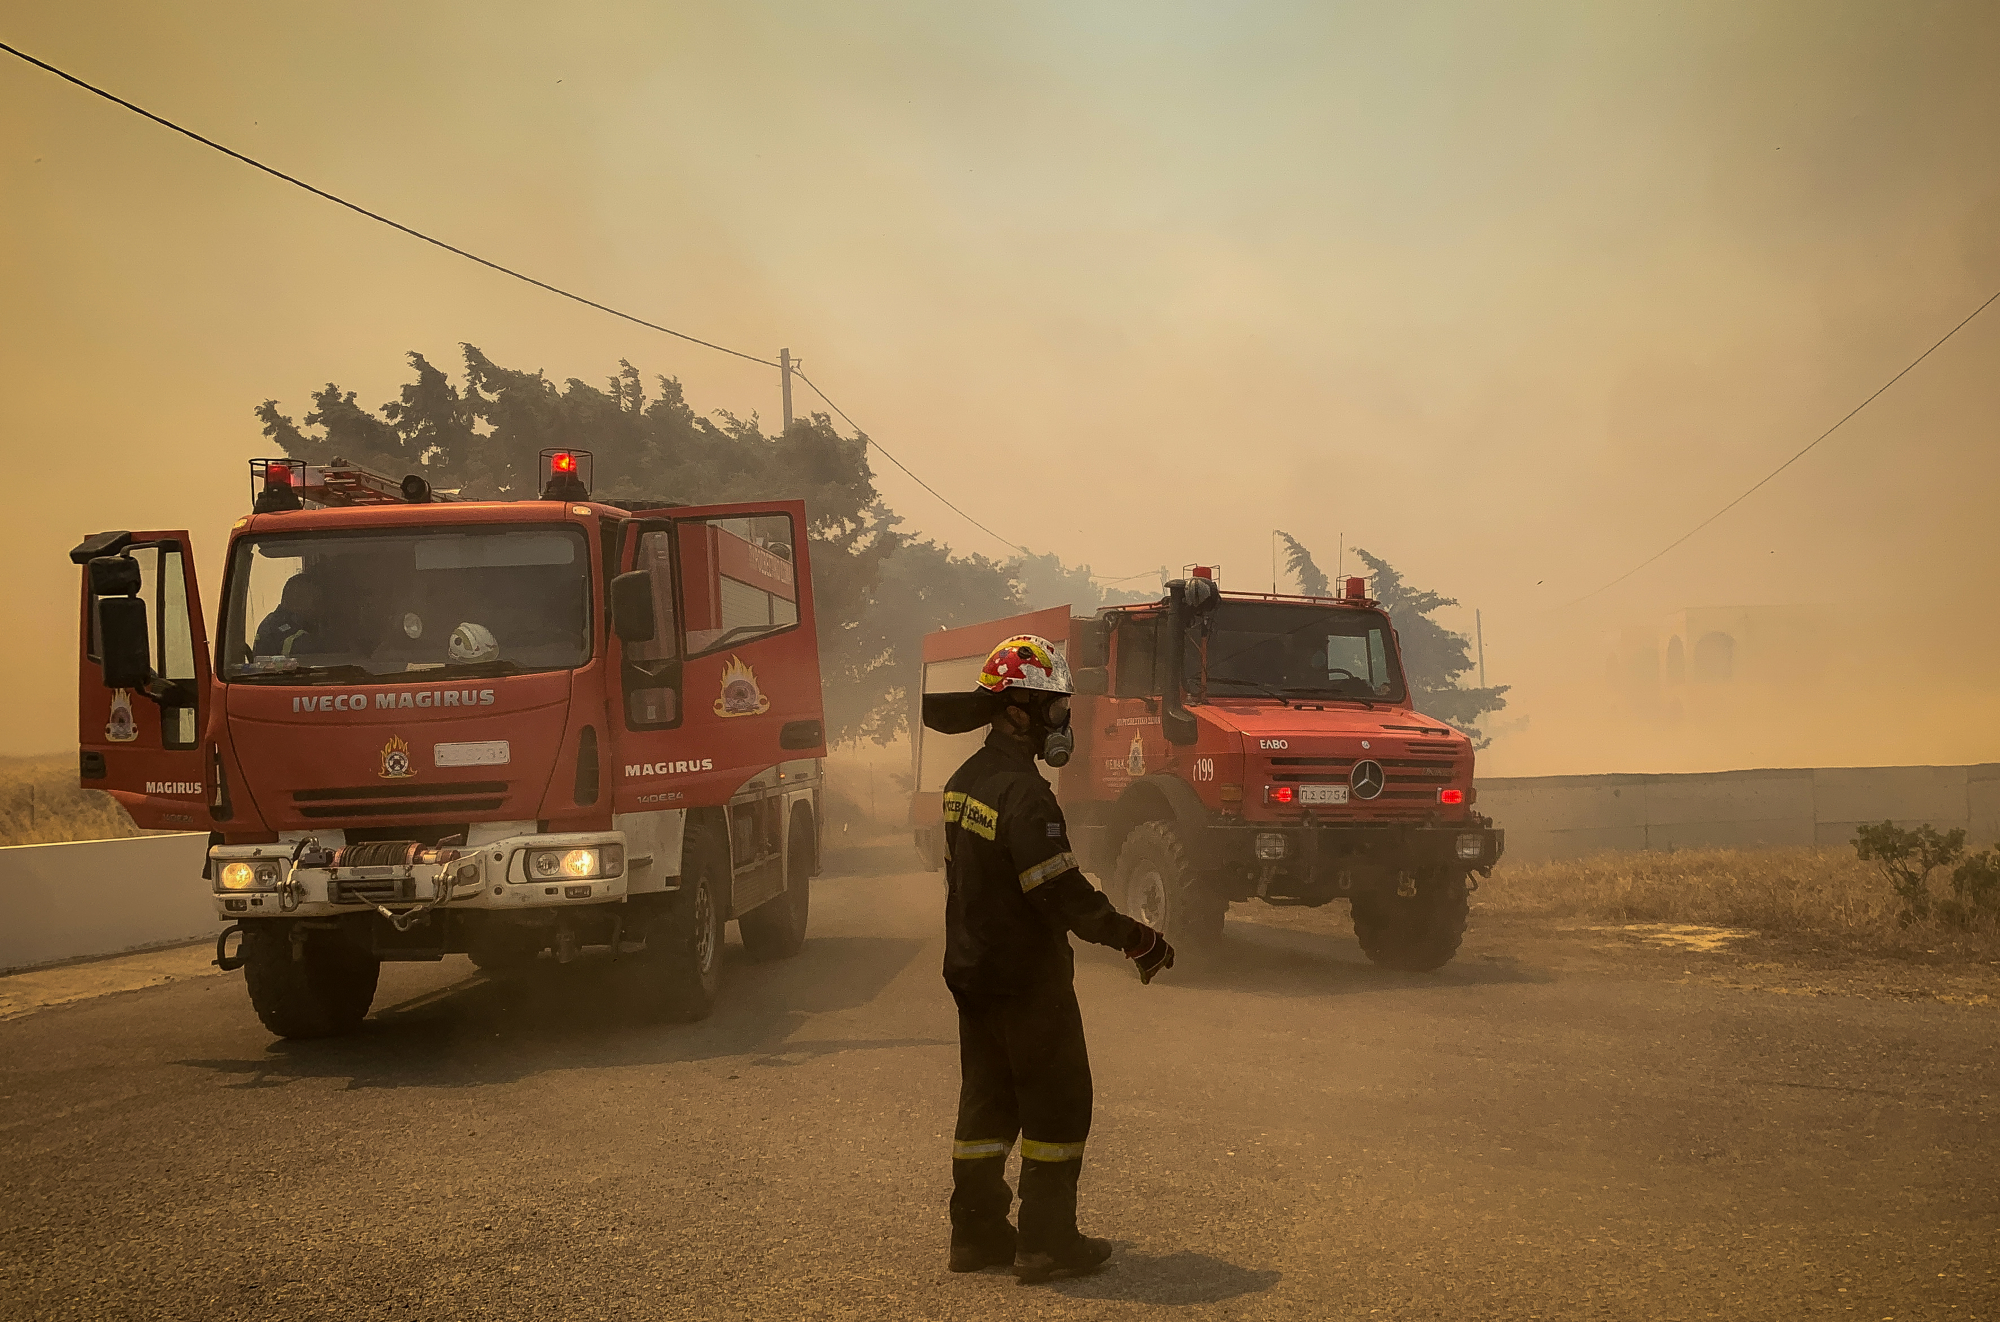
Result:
[1255, 832, 1288, 860]
[525, 845, 623, 882]
[217, 860, 280, 892]
[1455, 833, 1485, 861]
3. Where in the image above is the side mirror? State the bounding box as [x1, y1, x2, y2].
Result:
[1071, 666, 1109, 696]
[610, 571, 657, 643]
[96, 596, 153, 690]
[1163, 708, 1199, 746]
[1184, 578, 1220, 614]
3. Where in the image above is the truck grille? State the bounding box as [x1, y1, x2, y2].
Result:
[329, 875, 420, 905]
[1267, 756, 1452, 786]
[293, 781, 508, 819]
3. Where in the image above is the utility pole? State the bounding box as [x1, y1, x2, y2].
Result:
[1270, 530, 1279, 593]
[1476, 609, 1487, 688]
[779, 348, 796, 433]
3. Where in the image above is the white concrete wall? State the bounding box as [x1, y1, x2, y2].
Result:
[0, 833, 213, 972]
[1478, 763, 2000, 862]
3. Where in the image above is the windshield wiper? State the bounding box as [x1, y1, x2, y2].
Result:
[428, 659, 526, 679]
[1275, 685, 1378, 710]
[231, 663, 380, 685]
[1206, 677, 1291, 706]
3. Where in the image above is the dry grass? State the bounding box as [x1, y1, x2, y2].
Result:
[0, 753, 144, 848]
[1481, 846, 2000, 960]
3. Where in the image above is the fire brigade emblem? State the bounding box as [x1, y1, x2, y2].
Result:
[105, 688, 138, 743]
[1127, 730, 1147, 777]
[378, 734, 414, 779]
[714, 655, 771, 718]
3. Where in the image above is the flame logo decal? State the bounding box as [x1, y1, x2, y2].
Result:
[379, 734, 414, 779]
[714, 655, 772, 718]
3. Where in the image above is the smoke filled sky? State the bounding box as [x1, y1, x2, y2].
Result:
[3, 1, 1997, 762]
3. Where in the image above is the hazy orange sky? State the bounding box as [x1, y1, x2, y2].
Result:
[4, 1, 1996, 767]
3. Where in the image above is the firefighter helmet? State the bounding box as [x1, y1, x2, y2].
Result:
[976, 635, 1072, 696]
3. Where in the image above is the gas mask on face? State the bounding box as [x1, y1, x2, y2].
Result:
[1033, 694, 1074, 768]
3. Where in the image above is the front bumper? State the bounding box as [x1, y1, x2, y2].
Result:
[209, 830, 629, 919]
[1204, 817, 1505, 872]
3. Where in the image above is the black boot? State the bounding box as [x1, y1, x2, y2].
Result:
[1014, 1156, 1113, 1284]
[948, 1155, 1016, 1272]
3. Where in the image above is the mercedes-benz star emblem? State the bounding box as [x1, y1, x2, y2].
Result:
[1350, 759, 1385, 800]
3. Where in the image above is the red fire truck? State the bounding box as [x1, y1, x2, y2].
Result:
[71, 451, 827, 1037]
[911, 571, 1503, 971]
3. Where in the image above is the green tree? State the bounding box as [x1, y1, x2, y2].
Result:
[1275, 531, 1330, 596]
[1349, 546, 1508, 744]
[255, 344, 1105, 745]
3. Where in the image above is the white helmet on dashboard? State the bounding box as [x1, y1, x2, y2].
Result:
[448, 621, 499, 663]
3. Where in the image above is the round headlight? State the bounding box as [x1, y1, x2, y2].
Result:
[219, 861, 257, 891]
[560, 848, 598, 878]
[531, 852, 562, 878]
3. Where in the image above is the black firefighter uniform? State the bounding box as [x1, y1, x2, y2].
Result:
[941, 730, 1144, 1255]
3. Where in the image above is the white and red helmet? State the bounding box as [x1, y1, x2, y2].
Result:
[976, 635, 1073, 697]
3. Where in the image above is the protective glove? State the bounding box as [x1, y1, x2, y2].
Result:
[1123, 924, 1175, 985]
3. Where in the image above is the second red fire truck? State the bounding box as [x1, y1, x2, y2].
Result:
[911, 570, 1504, 971]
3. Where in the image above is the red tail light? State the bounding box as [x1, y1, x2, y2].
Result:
[1437, 788, 1464, 805]
[1264, 785, 1295, 805]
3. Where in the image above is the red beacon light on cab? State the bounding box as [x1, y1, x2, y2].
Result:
[539, 448, 594, 502]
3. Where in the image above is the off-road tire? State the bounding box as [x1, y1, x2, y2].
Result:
[639, 818, 729, 1020]
[242, 923, 380, 1039]
[1351, 870, 1470, 972]
[740, 807, 813, 962]
[1114, 820, 1227, 956]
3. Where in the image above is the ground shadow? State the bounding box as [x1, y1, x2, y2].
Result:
[960, 1244, 1280, 1306]
[1077, 917, 1554, 999]
[174, 933, 941, 1092]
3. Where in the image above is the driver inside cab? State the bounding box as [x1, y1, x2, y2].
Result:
[254, 574, 328, 658]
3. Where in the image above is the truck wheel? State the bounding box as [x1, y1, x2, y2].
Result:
[639, 820, 729, 1020]
[1115, 821, 1227, 955]
[741, 808, 813, 962]
[242, 923, 379, 1039]
[1351, 870, 1470, 972]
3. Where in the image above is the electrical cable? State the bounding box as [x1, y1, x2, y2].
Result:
[0, 40, 778, 369]
[0, 39, 1044, 555]
[792, 370, 1023, 556]
[1570, 286, 2000, 605]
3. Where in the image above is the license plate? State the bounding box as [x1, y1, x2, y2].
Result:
[1299, 785, 1349, 805]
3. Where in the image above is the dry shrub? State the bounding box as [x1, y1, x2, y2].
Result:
[0, 753, 144, 848]
[1480, 846, 2000, 958]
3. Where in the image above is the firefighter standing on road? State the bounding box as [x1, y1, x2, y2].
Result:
[922, 635, 1176, 1284]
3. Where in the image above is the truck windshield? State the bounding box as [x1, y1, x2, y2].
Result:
[1197, 601, 1405, 703]
[220, 526, 592, 683]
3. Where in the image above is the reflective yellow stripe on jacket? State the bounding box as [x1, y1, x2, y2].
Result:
[1017, 852, 1079, 893]
[942, 790, 998, 841]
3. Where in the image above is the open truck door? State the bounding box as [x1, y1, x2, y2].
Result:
[608, 499, 826, 813]
[908, 604, 1074, 871]
[71, 529, 215, 831]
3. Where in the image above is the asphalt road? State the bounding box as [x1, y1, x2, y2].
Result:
[2, 841, 1995, 1321]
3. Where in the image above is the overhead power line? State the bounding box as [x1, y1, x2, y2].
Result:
[792, 371, 1022, 556]
[1571, 285, 2000, 605]
[0, 39, 1025, 555]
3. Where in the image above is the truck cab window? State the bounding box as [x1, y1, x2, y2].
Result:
[677, 514, 799, 657]
[1113, 615, 1161, 697]
[222, 526, 593, 683]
